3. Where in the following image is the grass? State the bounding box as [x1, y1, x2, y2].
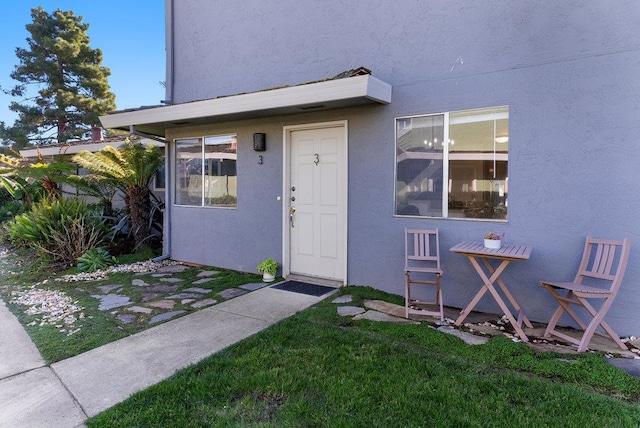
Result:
[87, 286, 640, 427]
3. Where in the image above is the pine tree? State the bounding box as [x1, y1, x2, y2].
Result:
[1, 7, 116, 148]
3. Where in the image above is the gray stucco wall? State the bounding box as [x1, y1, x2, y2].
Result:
[165, 0, 640, 336]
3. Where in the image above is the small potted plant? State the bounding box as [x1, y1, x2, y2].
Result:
[484, 232, 504, 249]
[256, 258, 279, 282]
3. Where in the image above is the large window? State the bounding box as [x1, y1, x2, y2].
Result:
[175, 134, 237, 207]
[395, 106, 508, 220]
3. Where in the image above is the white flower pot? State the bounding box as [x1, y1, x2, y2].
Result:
[484, 239, 502, 249]
[262, 272, 276, 282]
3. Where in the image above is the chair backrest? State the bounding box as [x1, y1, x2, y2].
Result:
[575, 236, 631, 292]
[405, 228, 441, 270]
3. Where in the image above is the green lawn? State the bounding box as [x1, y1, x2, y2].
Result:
[88, 287, 640, 427]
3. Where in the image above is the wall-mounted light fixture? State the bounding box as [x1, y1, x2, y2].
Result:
[253, 133, 266, 151]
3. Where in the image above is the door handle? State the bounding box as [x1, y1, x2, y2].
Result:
[290, 206, 296, 228]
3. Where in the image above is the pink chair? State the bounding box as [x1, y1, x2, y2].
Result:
[540, 236, 631, 352]
[404, 228, 444, 320]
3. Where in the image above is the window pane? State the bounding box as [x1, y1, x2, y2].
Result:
[395, 115, 444, 216]
[204, 135, 237, 207]
[175, 138, 202, 206]
[448, 107, 508, 219]
[395, 106, 509, 220]
[154, 158, 165, 190]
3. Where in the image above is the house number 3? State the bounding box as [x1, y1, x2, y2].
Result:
[314, 153, 319, 165]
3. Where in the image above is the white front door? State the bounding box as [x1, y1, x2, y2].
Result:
[287, 123, 347, 282]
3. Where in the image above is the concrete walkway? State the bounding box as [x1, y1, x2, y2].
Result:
[0, 286, 330, 428]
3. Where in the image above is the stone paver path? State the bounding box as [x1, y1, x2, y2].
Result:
[93, 268, 269, 326]
[330, 295, 640, 356]
[51, 265, 275, 328]
[92, 294, 131, 310]
[3, 260, 273, 335]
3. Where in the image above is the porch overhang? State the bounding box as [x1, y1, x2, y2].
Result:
[99, 74, 392, 136]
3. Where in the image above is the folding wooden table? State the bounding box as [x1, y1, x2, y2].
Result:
[450, 241, 533, 342]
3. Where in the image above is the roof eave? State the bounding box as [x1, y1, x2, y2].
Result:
[99, 74, 392, 136]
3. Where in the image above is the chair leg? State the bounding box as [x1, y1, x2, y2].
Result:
[578, 313, 606, 353]
[544, 289, 588, 337]
[405, 272, 411, 319]
[544, 305, 563, 338]
[436, 275, 444, 321]
[544, 289, 577, 337]
[576, 296, 626, 352]
[544, 288, 627, 352]
[405, 272, 443, 320]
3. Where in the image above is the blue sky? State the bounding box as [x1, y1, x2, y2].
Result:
[0, 1, 165, 127]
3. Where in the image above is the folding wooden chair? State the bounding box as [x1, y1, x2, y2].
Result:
[540, 236, 631, 352]
[404, 228, 444, 320]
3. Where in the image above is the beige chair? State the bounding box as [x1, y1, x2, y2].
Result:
[540, 236, 631, 352]
[404, 228, 444, 320]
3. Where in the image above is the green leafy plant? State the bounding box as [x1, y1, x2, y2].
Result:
[77, 248, 117, 272]
[0, 199, 24, 223]
[72, 140, 164, 250]
[6, 197, 109, 267]
[106, 193, 164, 253]
[256, 258, 279, 276]
[0, 151, 80, 205]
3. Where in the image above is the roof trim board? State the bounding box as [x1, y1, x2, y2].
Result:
[100, 74, 392, 136]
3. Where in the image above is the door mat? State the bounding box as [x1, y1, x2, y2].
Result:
[271, 280, 336, 297]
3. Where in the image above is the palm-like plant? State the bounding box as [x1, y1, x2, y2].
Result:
[0, 152, 76, 203]
[72, 139, 163, 249]
[66, 173, 119, 217]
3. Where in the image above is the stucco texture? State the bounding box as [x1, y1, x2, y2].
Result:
[165, 0, 640, 336]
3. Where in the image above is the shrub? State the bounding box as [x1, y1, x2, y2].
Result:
[6, 197, 109, 267]
[0, 187, 13, 205]
[0, 199, 25, 223]
[77, 247, 117, 272]
[106, 194, 164, 253]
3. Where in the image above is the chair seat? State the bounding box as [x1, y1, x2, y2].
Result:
[541, 281, 611, 295]
[404, 266, 443, 275]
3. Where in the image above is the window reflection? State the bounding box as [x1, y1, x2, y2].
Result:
[395, 107, 508, 220]
[175, 135, 237, 207]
